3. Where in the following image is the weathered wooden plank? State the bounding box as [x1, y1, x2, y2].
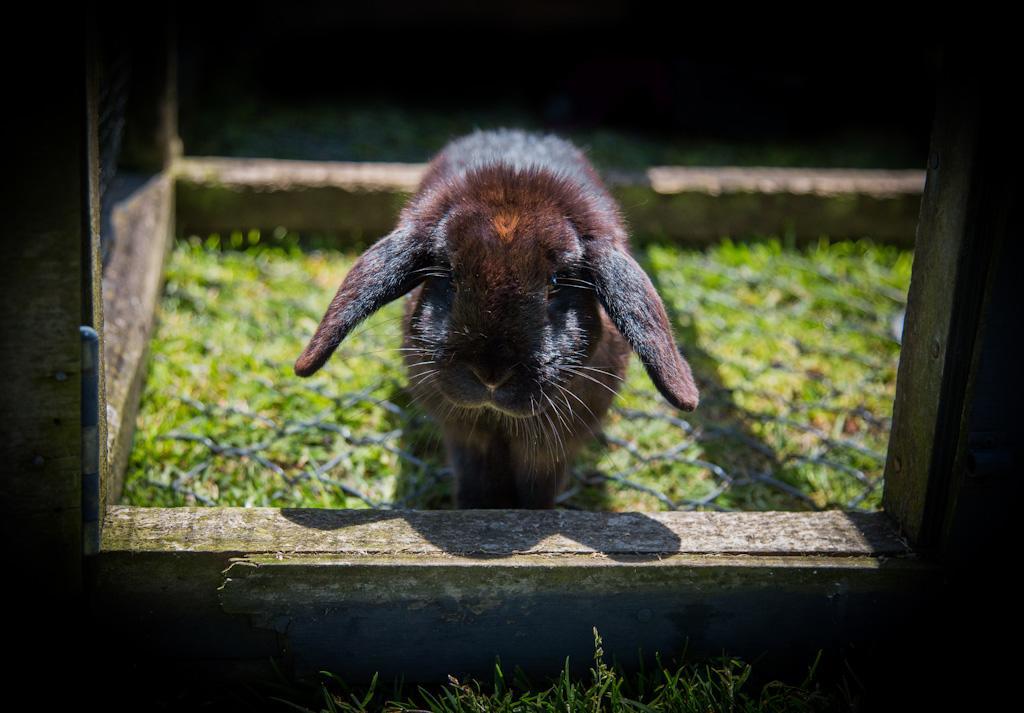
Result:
[219, 554, 933, 681]
[4, 43, 87, 592]
[174, 158, 414, 243]
[103, 506, 910, 556]
[175, 157, 924, 245]
[882, 58, 991, 548]
[87, 550, 281, 666]
[93, 506, 932, 682]
[101, 174, 175, 506]
[85, 19, 107, 549]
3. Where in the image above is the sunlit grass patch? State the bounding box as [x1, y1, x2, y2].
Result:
[122, 233, 910, 511]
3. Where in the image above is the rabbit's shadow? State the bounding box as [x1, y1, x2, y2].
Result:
[279, 507, 682, 562]
[285, 244, 798, 555]
[286, 380, 679, 560]
[378, 376, 619, 512]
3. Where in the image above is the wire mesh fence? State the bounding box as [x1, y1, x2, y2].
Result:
[123, 235, 910, 512]
[146, 379, 886, 511]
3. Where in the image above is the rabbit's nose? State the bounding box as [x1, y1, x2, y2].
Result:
[470, 365, 514, 391]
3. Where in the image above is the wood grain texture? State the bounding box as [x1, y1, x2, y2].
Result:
[92, 506, 931, 682]
[103, 506, 909, 556]
[4, 58, 86, 591]
[85, 31, 108, 539]
[882, 61, 987, 548]
[175, 157, 923, 245]
[101, 174, 174, 507]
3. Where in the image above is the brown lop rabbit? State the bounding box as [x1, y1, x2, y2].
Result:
[296, 129, 698, 508]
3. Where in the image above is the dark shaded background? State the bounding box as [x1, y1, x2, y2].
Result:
[166, 2, 939, 167]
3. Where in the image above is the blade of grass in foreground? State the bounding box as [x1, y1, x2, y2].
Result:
[269, 631, 842, 712]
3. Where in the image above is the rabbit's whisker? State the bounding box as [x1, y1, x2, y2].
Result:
[555, 365, 620, 397]
[408, 372, 439, 387]
[554, 280, 595, 291]
[404, 386, 440, 411]
[549, 379, 596, 424]
[542, 391, 571, 434]
[540, 407, 566, 462]
[409, 265, 451, 275]
[344, 346, 427, 359]
[405, 360, 439, 369]
[340, 312, 410, 341]
[407, 369, 440, 389]
[469, 406, 483, 442]
[571, 364, 625, 381]
[558, 389, 586, 432]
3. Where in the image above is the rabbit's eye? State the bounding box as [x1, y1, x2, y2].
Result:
[547, 273, 561, 300]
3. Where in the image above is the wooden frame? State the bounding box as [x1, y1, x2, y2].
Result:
[92, 507, 932, 680]
[91, 146, 939, 679]
[881, 54, 1016, 556]
[9, 34, 1006, 688]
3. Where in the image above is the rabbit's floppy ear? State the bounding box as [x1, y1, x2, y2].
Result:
[295, 227, 428, 377]
[589, 242, 699, 411]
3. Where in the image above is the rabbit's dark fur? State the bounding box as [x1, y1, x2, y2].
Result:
[296, 129, 698, 508]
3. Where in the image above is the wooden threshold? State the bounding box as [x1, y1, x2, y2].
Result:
[90, 506, 936, 681]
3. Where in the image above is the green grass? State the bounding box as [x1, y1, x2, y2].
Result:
[122, 233, 911, 511]
[236, 631, 844, 712]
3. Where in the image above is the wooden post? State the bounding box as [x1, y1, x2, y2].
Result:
[882, 52, 999, 550]
[3, 13, 100, 612]
[878, 48, 1019, 707]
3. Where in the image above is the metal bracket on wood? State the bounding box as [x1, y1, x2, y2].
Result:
[81, 326, 100, 555]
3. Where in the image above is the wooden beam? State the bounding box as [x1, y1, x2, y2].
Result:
[91, 507, 935, 681]
[101, 173, 175, 507]
[3, 29, 89, 594]
[103, 506, 910, 556]
[882, 56, 995, 549]
[84, 12, 106, 554]
[175, 157, 924, 245]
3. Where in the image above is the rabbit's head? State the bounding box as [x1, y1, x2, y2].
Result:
[295, 152, 698, 415]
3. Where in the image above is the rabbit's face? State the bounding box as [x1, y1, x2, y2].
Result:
[296, 139, 698, 415]
[406, 206, 602, 418]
